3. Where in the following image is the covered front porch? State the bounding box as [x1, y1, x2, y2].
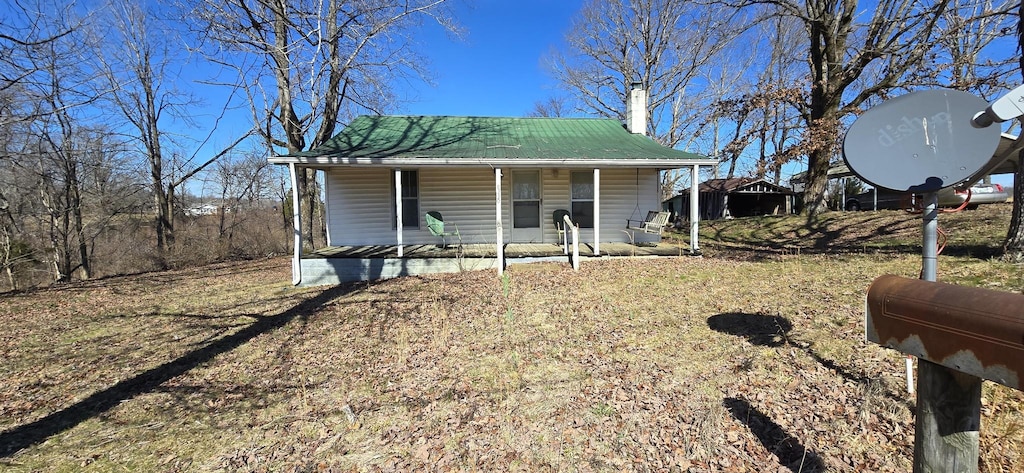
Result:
[271, 114, 717, 285]
[298, 242, 692, 285]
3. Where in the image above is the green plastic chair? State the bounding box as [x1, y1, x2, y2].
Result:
[552, 209, 571, 245]
[425, 211, 461, 248]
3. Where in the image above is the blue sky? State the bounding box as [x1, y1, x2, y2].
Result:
[395, 0, 583, 117]
[190, 0, 586, 195]
[394, 1, 1016, 187]
[5, 0, 1014, 189]
[179, 0, 587, 196]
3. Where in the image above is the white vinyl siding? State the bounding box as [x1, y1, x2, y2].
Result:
[596, 168, 661, 243]
[419, 167, 498, 244]
[539, 168, 660, 244]
[324, 166, 662, 246]
[324, 168, 395, 246]
[541, 168, 569, 243]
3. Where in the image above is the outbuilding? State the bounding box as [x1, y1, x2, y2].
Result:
[664, 178, 795, 222]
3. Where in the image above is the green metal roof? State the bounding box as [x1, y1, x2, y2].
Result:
[271, 115, 714, 167]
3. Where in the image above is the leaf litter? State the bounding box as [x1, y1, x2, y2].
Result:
[1, 208, 1023, 471]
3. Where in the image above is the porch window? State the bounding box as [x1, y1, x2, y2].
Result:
[391, 170, 419, 229]
[571, 171, 594, 228]
[513, 170, 541, 228]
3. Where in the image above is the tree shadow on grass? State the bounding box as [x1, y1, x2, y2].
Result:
[707, 312, 873, 385]
[724, 397, 826, 472]
[707, 312, 792, 347]
[0, 282, 360, 457]
[698, 209, 1005, 261]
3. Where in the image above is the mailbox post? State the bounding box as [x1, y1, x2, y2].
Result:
[866, 273, 1024, 471]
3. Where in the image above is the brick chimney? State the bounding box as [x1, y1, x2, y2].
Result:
[625, 82, 647, 135]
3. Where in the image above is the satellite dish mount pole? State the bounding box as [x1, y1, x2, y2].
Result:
[912, 196, 984, 472]
[921, 193, 938, 282]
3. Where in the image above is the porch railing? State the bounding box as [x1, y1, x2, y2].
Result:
[562, 214, 580, 271]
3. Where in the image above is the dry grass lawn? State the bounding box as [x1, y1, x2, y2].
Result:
[1, 204, 1022, 472]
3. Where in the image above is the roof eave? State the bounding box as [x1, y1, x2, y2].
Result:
[267, 155, 719, 168]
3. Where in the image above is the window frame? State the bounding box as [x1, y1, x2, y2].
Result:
[391, 169, 420, 229]
[512, 170, 542, 229]
[570, 171, 595, 228]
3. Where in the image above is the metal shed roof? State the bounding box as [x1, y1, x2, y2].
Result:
[269, 115, 717, 168]
[692, 178, 794, 194]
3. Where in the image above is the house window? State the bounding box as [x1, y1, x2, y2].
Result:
[571, 171, 594, 228]
[391, 170, 419, 229]
[512, 170, 541, 228]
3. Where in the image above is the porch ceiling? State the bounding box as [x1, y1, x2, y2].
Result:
[269, 115, 717, 168]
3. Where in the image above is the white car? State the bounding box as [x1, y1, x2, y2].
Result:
[846, 183, 1009, 211]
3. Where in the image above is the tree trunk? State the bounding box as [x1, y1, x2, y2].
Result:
[69, 164, 90, 279]
[153, 188, 165, 254]
[302, 168, 316, 249]
[152, 156, 170, 266]
[1, 225, 16, 291]
[802, 147, 832, 217]
[1002, 150, 1024, 262]
[279, 178, 290, 230]
[218, 202, 227, 239]
[5, 266, 14, 291]
[58, 189, 73, 281]
[48, 214, 66, 282]
[40, 178, 70, 282]
[165, 183, 176, 248]
[725, 153, 738, 179]
[1004, 6, 1024, 261]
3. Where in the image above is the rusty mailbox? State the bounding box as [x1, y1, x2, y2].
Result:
[866, 274, 1024, 391]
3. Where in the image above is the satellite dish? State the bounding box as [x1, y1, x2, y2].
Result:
[843, 89, 1002, 192]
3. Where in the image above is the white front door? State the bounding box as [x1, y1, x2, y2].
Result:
[511, 170, 542, 242]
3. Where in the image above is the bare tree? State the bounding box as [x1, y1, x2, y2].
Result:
[93, 0, 252, 266]
[0, 3, 83, 287]
[548, 0, 744, 199]
[0, 0, 76, 99]
[97, 0, 178, 261]
[211, 152, 274, 248]
[909, 0, 1019, 260]
[0, 89, 37, 289]
[751, 16, 803, 184]
[528, 96, 573, 118]
[185, 0, 459, 249]
[721, 0, 1017, 217]
[915, 0, 1017, 98]
[741, 0, 953, 217]
[28, 125, 137, 282]
[10, 10, 107, 282]
[632, 9, 804, 189]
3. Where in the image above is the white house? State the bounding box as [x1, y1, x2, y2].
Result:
[268, 89, 717, 285]
[185, 203, 220, 216]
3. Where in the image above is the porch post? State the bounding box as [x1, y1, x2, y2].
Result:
[593, 168, 600, 255]
[689, 164, 701, 255]
[394, 168, 404, 257]
[289, 163, 302, 285]
[495, 168, 504, 276]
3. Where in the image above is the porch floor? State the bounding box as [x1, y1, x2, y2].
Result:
[304, 242, 692, 259]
